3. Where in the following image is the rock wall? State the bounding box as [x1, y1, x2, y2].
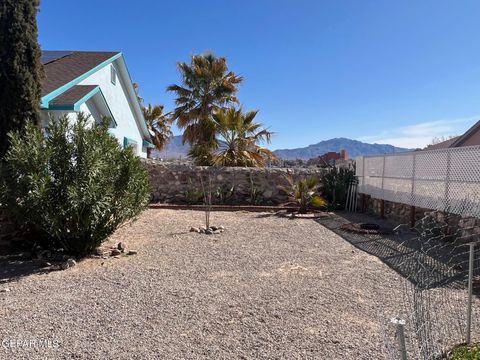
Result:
[365, 196, 428, 225]
[364, 195, 480, 240]
[142, 159, 325, 205]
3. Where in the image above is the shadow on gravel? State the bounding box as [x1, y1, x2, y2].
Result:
[315, 212, 474, 291]
[0, 255, 52, 284]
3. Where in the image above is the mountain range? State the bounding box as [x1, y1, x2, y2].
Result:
[152, 136, 411, 160]
[273, 137, 411, 160]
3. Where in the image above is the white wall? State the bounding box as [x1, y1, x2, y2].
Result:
[41, 61, 147, 158]
[79, 62, 147, 158]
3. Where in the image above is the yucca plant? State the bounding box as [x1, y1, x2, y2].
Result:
[279, 175, 327, 213]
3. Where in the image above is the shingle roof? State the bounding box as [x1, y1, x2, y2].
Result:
[41, 51, 120, 96]
[49, 85, 98, 106]
[424, 136, 460, 150]
[451, 120, 480, 147]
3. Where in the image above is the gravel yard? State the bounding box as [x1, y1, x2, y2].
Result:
[0, 209, 407, 359]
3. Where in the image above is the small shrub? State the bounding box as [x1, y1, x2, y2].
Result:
[214, 184, 235, 204]
[247, 172, 261, 205]
[321, 166, 356, 209]
[449, 345, 480, 359]
[0, 113, 150, 255]
[279, 175, 327, 213]
[184, 177, 203, 204]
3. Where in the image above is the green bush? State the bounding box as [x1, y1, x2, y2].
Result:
[449, 345, 480, 359]
[279, 175, 327, 213]
[321, 166, 356, 210]
[0, 113, 150, 254]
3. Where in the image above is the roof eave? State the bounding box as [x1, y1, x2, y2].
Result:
[40, 52, 122, 108]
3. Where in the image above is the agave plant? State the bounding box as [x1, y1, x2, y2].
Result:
[279, 175, 327, 213]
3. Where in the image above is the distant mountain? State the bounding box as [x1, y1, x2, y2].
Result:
[152, 136, 411, 160]
[151, 135, 190, 160]
[273, 138, 411, 160]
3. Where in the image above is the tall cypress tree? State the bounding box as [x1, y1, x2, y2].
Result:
[0, 0, 44, 158]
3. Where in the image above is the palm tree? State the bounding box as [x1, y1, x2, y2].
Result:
[167, 53, 243, 165]
[143, 104, 173, 158]
[211, 107, 275, 167]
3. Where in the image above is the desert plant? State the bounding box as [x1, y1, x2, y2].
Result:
[279, 175, 327, 213]
[0, 0, 44, 158]
[448, 344, 480, 359]
[321, 166, 356, 209]
[167, 53, 243, 165]
[214, 184, 236, 204]
[247, 172, 261, 205]
[184, 177, 203, 204]
[212, 107, 275, 167]
[0, 113, 150, 254]
[198, 170, 214, 229]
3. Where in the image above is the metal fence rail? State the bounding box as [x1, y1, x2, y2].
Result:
[356, 145, 480, 218]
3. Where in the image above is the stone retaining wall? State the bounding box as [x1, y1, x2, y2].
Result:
[364, 195, 480, 240]
[142, 159, 325, 205]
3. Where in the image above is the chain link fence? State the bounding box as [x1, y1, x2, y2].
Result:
[356, 146, 480, 218]
[386, 212, 480, 359]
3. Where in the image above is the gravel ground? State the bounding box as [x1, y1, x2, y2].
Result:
[0, 210, 409, 359]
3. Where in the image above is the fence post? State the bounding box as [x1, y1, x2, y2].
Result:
[466, 242, 475, 344]
[444, 150, 451, 212]
[391, 317, 407, 360]
[409, 153, 417, 228]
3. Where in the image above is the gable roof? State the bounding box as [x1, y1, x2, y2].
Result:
[40, 50, 150, 141]
[41, 51, 120, 97]
[451, 120, 480, 147]
[49, 85, 98, 107]
[424, 136, 460, 150]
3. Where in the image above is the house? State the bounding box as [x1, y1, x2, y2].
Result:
[424, 120, 480, 151]
[40, 51, 154, 158]
[307, 149, 349, 166]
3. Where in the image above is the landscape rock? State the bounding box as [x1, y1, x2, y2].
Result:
[190, 227, 200, 233]
[127, 250, 138, 255]
[111, 249, 122, 256]
[60, 258, 76, 270]
[0, 288, 10, 293]
[205, 229, 213, 235]
[117, 242, 127, 252]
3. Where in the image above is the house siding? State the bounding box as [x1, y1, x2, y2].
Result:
[78, 63, 146, 158]
[41, 60, 147, 158]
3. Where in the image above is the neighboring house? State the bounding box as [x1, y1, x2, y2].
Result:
[424, 120, 480, 151]
[40, 51, 153, 158]
[307, 149, 349, 166]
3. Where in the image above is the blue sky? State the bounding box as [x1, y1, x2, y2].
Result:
[38, 0, 480, 149]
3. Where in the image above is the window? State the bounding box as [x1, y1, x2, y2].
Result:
[110, 65, 117, 85]
[123, 137, 138, 154]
